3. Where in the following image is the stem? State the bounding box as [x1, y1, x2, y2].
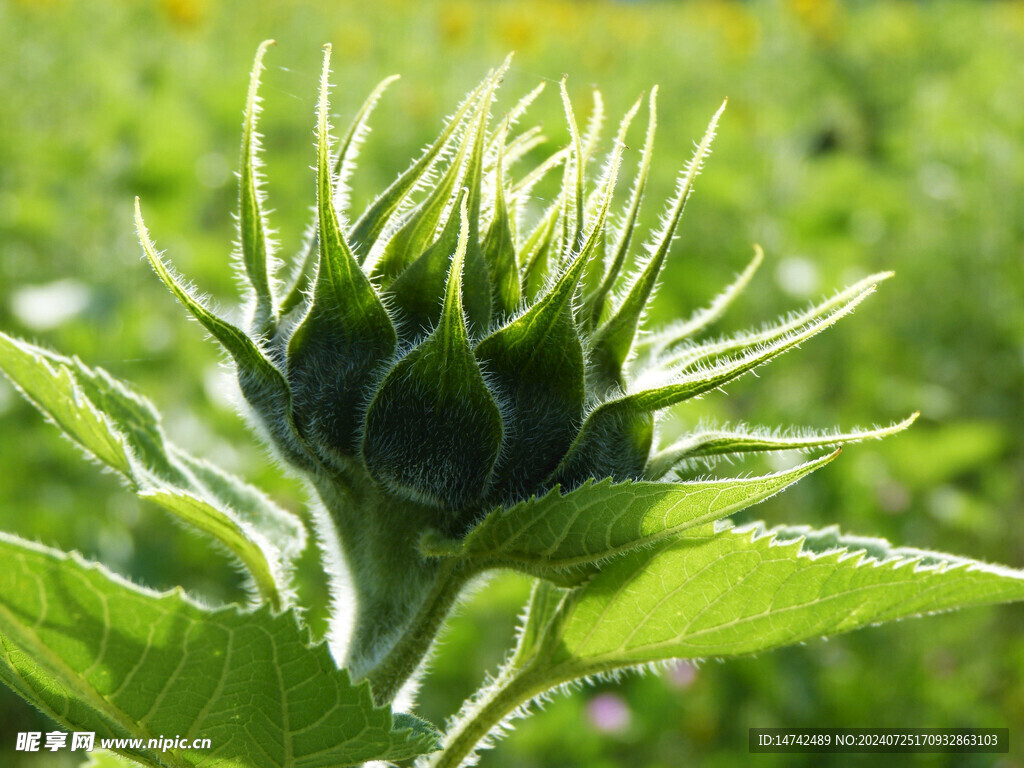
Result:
[363, 560, 471, 705]
[423, 579, 573, 766]
[424, 663, 547, 768]
[311, 471, 475, 705]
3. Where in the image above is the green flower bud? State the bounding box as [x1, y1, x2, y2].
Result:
[136, 44, 903, 693]
[143, 43, 723, 524]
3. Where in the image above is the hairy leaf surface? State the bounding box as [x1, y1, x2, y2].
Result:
[0, 535, 439, 768]
[541, 521, 1024, 676]
[0, 332, 303, 609]
[426, 453, 835, 572]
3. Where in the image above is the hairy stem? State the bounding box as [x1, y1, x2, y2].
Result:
[363, 559, 471, 705]
[422, 580, 574, 766]
[312, 469, 474, 705]
[423, 662, 547, 768]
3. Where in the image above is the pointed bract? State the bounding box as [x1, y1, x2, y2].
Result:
[559, 77, 586, 257]
[238, 40, 277, 334]
[638, 244, 763, 359]
[500, 125, 545, 172]
[577, 93, 643, 327]
[651, 270, 892, 375]
[348, 57, 510, 262]
[519, 200, 561, 302]
[387, 188, 468, 335]
[458, 70, 506, 335]
[555, 272, 882, 487]
[135, 201, 291, 432]
[473, 217, 603, 500]
[589, 100, 726, 391]
[372, 93, 480, 286]
[486, 81, 545, 158]
[646, 413, 919, 479]
[581, 88, 605, 164]
[481, 122, 521, 319]
[285, 46, 397, 462]
[585, 88, 658, 329]
[362, 199, 503, 517]
[280, 73, 400, 316]
[510, 145, 568, 209]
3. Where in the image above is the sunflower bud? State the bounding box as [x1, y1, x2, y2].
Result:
[137, 44, 901, 686]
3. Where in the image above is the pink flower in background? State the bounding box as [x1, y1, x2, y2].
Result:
[586, 693, 632, 734]
[665, 661, 697, 690]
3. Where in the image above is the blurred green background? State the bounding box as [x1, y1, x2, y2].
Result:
[1, 0, 1023, 765]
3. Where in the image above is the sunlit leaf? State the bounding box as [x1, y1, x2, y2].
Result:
[540, 521, 1024, 676]
[0, 332, 303, 609]
[0, 535, 439, 768]
[427, 453, 835, 574]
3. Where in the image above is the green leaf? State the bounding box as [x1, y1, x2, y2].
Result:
[540, 520, 1024, 676]
[286, 46, 397, 462]
[349, 57, 509, 262]
[280, 73, 400, 316]
[140, 488, 287, 598]
[512, 580, 570, 666]
[81, 751, 141, 768]
[0, 333, 130, 474]
[0, 332, 304, 610]
[362, 198, 503, 514]
[589, 100, 726, 390]
[646, 413, 918, 479]
[429, 453, 836, 574]
[424, 515, 1024, 768]
[0, 535, 440, 768]
[134, 200, 292, 434]
[238, 40, 277, 334]
[553, 270, 884, 486]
